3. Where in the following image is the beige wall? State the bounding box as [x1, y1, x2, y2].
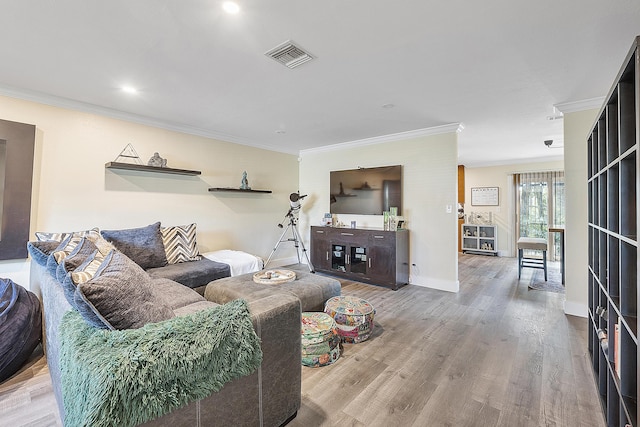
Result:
[0, 95, 300, 288]
[299, 131, 460, 292]
[563, 108, 599, 317]
[0, 92, 597, 305]
[464, 160, 564, 257]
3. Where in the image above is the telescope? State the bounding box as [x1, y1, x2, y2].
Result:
[265, 191, 314, 273]
[289, 192, 307, 211]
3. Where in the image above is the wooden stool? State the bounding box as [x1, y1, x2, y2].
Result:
[517, 237, 548, 281]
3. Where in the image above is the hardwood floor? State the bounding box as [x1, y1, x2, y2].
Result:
[0, 254, 605, 427]
[0, 346, 61, 426]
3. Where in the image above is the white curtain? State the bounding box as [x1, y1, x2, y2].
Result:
[514, 171, 565, 261]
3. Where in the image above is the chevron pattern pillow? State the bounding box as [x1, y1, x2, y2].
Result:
[161, 223, 202, 264]
[35, 227, 100, 242]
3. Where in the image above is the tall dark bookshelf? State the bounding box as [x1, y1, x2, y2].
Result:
[587, 36, 639, 427]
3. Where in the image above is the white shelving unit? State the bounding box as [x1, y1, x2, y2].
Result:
[461, 224, 498, 256]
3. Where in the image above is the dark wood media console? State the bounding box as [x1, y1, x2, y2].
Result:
[310, 226, 409, 290]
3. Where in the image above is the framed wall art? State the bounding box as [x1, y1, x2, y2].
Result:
[471, 187, 499, 206]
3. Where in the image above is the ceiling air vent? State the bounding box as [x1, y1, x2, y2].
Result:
[265, 40, 314, 69]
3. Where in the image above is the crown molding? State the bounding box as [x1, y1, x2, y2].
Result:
[0, 83, 297, 154]
[463, 153, 564, 168]
[554, 97, 605, 114]
[300, 123, 464, 155]
[0, 83, 464, 157]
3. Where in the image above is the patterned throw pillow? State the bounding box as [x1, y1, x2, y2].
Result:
[71, 250, 106, 285]
[52, 236, 83, 263]
[84, 230, 116, 255]
[46, 235, 83, 277]
[56, 238, 98, 283]
[60, 249, 106, 307]
[161, 223, 202, 264]
[35, 227, 100, 242]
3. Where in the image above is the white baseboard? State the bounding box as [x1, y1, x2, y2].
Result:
[263, 256, 300, 269]
[410, 274, 459, 293]
[564, 300, 588, 318]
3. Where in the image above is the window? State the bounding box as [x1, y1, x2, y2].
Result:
[515, 171, 565, 261]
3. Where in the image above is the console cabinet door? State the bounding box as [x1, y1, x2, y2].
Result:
[310, 227, 331, 270]
[368, 233, 396, 286]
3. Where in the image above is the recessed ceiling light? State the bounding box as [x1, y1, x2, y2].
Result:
[121, 86, 138, 94]
[382, 103, 395, 109]
[222, 1, 240, 14]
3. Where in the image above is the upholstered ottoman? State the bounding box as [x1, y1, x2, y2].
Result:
[324, 296, 375, 344]
[205, 270, 341, 312]
[301, 312, 341, 367]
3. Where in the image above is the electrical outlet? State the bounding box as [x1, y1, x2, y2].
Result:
[446, 205, 452, 213]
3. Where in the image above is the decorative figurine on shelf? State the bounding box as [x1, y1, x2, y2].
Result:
[147, 152, 167, 167]
[240, 171, 251, 190]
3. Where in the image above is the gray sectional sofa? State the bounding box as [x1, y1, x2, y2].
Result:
[28, 223, 302, 426]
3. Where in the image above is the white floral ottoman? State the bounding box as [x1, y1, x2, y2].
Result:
[324, 295, 375, 344]
[301, 312, 341, 367]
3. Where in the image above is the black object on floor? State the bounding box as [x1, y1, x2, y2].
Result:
[0, 278, 42, 382]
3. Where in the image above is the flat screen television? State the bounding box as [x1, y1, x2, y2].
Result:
[330, 165, 402, 215]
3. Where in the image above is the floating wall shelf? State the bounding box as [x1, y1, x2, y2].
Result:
[105, 162, 202, 176]
[208, 187, 272, 194]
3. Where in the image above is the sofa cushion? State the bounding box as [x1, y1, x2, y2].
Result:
[161, 223, 202, 264]
[100, 222, 168, 270]
[27, 241, 60, 266]
[146, 258, 231, 289]
[151, 277, 206, 310]
[74, 250, 175, 330]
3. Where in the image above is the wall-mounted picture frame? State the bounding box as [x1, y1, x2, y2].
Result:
[471, 187, 499, 206]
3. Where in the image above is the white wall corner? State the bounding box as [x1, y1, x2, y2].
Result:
[410, 274, 460, 293]
[564, 300, 588, 318]
[0, 259, 32, 291]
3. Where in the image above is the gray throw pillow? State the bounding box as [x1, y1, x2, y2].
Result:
[27, 241, 60, 266]
[74, 250, 175, 330]
[100, 222, 168, 270]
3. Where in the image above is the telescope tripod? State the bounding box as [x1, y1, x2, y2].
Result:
[264, 211, 315, 273]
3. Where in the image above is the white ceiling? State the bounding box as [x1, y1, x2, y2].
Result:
[0, 1, 638, 167]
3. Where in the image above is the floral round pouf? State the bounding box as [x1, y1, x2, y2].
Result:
[324, 295, 375, 344]
[301, 312, 341, 367]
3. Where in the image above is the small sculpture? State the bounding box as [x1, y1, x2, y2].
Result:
[240, 171, 251, 190]
[147, 152, 167, 167]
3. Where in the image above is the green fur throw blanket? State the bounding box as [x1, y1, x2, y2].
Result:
[59, 299, 262, 427]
